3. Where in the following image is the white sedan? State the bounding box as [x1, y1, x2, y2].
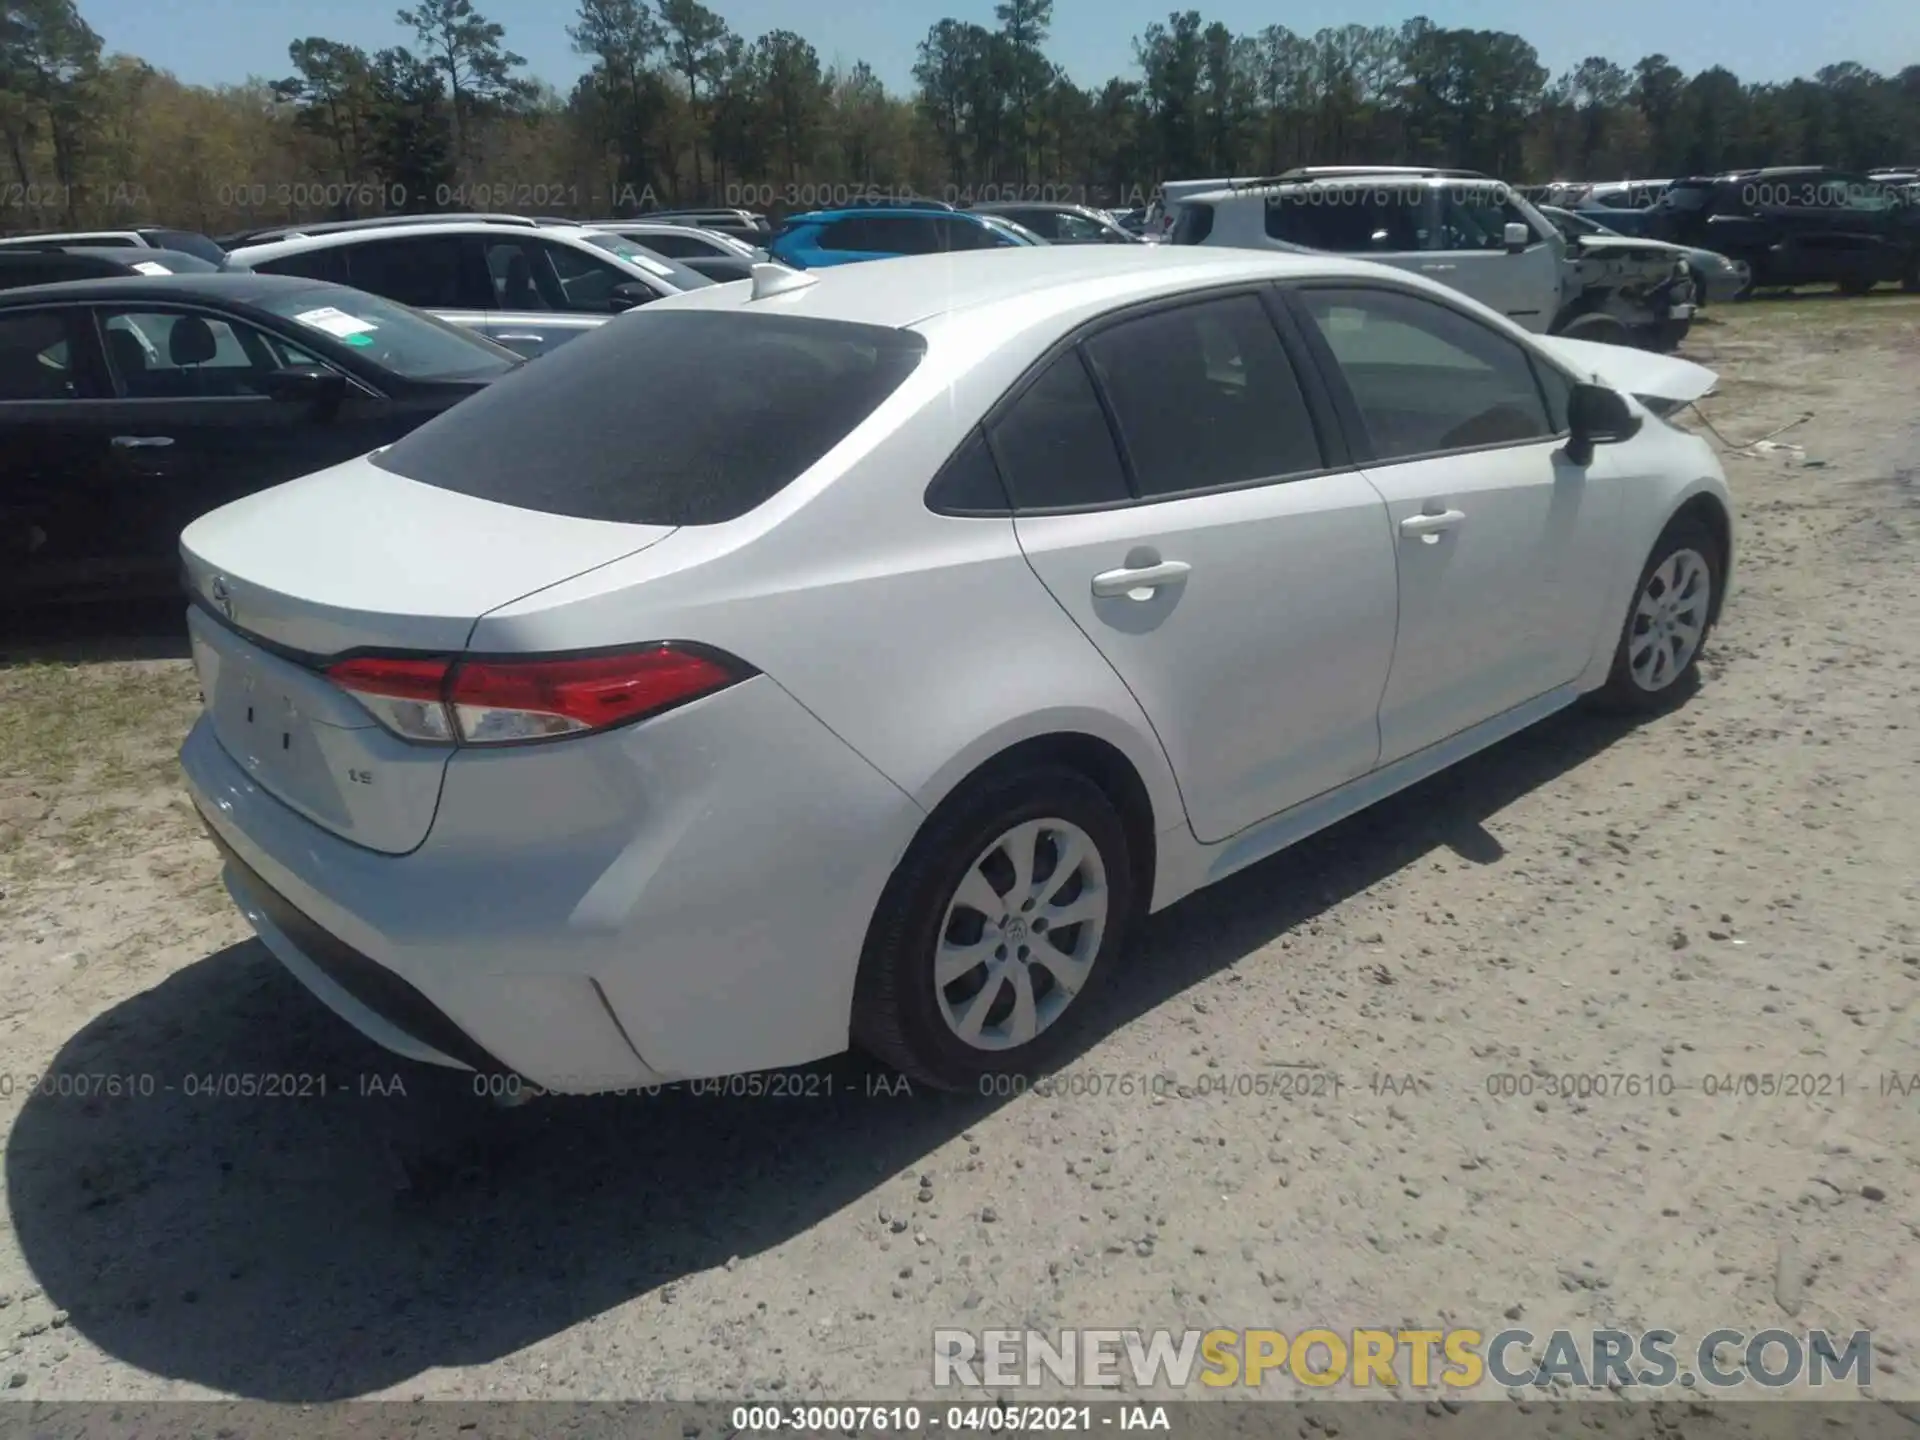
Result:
[178, 246, 1731, 1093]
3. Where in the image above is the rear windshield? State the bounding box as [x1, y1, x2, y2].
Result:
[370, 309, 928, 525]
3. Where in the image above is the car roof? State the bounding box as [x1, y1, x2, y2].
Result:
[0, 271, 363, 307]
[782, 207, 991, 226]
[657, 244, 1399, 330]
[0, 245, 216, 268]
[227, 220, 608, 262]
[971, 201, 1107, 215]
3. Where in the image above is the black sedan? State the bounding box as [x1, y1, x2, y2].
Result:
[0, 272, 522, 605]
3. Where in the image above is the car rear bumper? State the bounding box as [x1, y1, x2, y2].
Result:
[181, 674, 926, 1090]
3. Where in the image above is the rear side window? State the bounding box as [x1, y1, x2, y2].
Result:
[1267, 186, 1429, 252]
[1170, 203, 1214, 245]
[986, 351, 1130, 509]
[0, 309, 90, 399]
[1082, 295, 1323, 496]
[345, 236, 483, 308]
[370, 310, 927, 525]
[252, 246, 350, 283]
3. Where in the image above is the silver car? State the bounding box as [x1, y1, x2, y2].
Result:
[1540, 205, 1750, 305]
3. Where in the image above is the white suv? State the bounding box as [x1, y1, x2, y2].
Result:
[222, 221, 707, 358]
[1173, 169, 1576, 332]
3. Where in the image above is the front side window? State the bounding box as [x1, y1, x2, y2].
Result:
[0, 310, 87, 400]
[1299, 287, 1553, 460]
[1439, 189, 1533, 250]
[1054, 212, 1111, 241]
[1082, 295, 1323, 497]
[864, 217, 942, 255]
[97, 307, 290, 398]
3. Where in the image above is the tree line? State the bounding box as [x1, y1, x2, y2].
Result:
[3, 0, 1918, 236]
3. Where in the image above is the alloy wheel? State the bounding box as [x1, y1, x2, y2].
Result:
[933, 818, 1109, 1051]
[1628, 547, 1713, 692]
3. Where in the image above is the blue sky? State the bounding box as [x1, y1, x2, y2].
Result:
[84, 0, 1919, 96]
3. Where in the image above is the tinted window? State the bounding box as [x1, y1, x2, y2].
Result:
[817, 217, 872, 251]
[926, 429, 1011, 513]
[996, 209, 1057, 237]
[344, 235, 483, 308]
[0, 310, 86, 399]
[1301, 287, 1552, 459]
[1267, 186, 1428, 252]
[253, 284, 520, 381]
[370, 311, 926, 525]
[943, 218, 1001, 251]
[1083, 295, 1322, 496]
[0, 257, 86, 287]
[864, 216, 942, 255]
[987, 350, 1130, 509]
[1170, 203, 1214, 245]
[251, 246, 350, 283]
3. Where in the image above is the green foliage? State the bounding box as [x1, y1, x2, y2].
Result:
[2, 0, 1916, 237]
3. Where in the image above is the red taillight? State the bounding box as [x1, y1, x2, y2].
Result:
[325, 645, 747, 746]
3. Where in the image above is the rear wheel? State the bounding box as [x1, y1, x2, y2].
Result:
[852, 767, 1136, 1091]
[1590, 519, 1721, 714]
[1836, 273, 1875, 297]
[1902, 255, 1920, 294]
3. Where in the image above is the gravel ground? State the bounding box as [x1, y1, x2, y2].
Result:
[0, 295, 1916, 1411]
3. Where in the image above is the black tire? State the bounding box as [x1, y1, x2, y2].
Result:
[1589, 517, 1722, 715]
[1687, 265, 1709, 311]
[1554, 311, 1634, 346]
[1901, 255, 1919, 294]
[1836, 273, 1875, 297]
[1643, 318, 1690, 353]
[852, 766, 1138, 1091]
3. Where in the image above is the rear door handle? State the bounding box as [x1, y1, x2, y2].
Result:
[1400, 509, 1466, 537]
[493, 333, 545, 343]
[1420, 263, 1457, 272]
[1092, 560, 1191, 598]
[111, 435, 174, 449]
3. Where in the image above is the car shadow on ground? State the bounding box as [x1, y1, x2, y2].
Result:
[6, 701, 1645, 1399]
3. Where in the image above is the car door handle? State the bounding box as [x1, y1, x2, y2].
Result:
[111, 435, 174, 449]
[1092, 560, 1191, 598]
[1420, 263, 1457, 272]
[1400, 509, 1466, 537]
[493, 333, 545, 343]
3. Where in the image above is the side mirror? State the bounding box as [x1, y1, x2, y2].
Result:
[264, 366, 346, 410]
[1504, 221, 1532, 252]
[607, 281, 655, 313]
[1564, 381, 1642, 465]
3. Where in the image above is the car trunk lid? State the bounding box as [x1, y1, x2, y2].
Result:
[180, 454, 676, 853]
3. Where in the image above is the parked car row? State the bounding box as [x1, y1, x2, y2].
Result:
[1524, 167, 1920, 294]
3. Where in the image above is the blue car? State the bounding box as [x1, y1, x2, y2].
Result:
[768, 207, 1046, 268]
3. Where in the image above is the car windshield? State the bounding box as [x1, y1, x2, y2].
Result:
[253, 284, 521, 381]
[979, 215, 1043, 245]
[581, 233, 714, 288]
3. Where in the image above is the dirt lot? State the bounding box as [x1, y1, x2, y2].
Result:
[1, 295, 1917, 1410]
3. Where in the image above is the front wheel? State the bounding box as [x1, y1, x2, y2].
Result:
[852, 767, 1137, 1091]
[1590, 519, 1721, 714]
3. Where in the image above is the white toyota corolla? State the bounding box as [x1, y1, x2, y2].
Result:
[179, 245, 1731, 1093]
